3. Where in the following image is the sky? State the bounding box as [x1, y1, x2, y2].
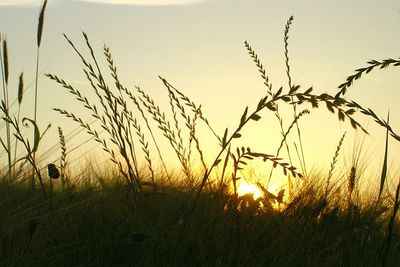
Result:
[0, 0, 399, 186]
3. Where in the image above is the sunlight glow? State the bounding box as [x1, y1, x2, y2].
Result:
[237, 181, 263, 200]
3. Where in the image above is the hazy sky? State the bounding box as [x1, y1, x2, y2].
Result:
[0, 0, 399, 183]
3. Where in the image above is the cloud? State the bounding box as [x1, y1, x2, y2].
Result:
[0, 0, 209, 6]
[0, 0, 42, 5]
[80, 0, 205, 5]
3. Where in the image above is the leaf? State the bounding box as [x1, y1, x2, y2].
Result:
[239, 107, 248, 127]
[250, 113, 261, 121]
[213, 159, 222, 167]
[233, 133, 241, 138]
[338, 110, 345, 121]
[378, 111, 390, 200]
[221, 145, 231, 179]
[222, 128, 228, 147]
[350, 118, 358, 129]
[305, 87, 313, 95]
[289, 85, 300, 94]
[325, 101, 335, 113]
[275, 87, 283, 97]
[0, 138, 8, 152]
[319, 93, 329, 100]
[266, 102, 276, 111]
[257, 96, 268, 109]
[22, 118, 41, 153]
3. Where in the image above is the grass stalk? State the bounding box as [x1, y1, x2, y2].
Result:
[284, 16, 307, 176]
[58, 126, 67, 190]
[32, 0, 48, 190]
[378, 111, 390, 201]
[13, 73, 24, 174]
[0, 36, 12, 181]
[382, 179, 400, 267]
[325, 132, 346, 198]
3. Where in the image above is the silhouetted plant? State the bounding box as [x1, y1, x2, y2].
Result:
[58, 126, 68, 190]
[1, 105, 51, 199]
[336, 58, 400, 99]
[30, 0, 48, 189]
[0, 36, 12, 181]
[382, 179, 400, 267]
[325, 132, 346, 198]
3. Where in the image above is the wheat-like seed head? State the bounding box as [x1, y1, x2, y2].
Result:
[348, 166, 356, 195]
[18, 72, 24, 105]
[37, 0, 48, 47]
[2, 38, 9, 86]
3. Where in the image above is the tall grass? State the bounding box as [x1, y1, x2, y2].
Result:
[0, 36, 12, 182]
[0, 6, 399, 266]
[0, 0, 50, 199]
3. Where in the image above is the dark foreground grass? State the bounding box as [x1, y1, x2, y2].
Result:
[1, 177, 399, 267]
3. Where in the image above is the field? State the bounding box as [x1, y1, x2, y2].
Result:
[1, 1, 399, 266]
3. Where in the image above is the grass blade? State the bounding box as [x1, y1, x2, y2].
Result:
[378, 111, 390, 201]
[382, 179, 400, 267]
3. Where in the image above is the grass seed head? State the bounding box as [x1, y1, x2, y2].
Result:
[2, 38, 9, 85]
[18, 72, 24, 105]
[37, 0, 48, 47]
[348, 166, 356, 194]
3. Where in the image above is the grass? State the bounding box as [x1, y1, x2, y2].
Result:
[0, 3, 400, 266]
[0, 176, 399, 266]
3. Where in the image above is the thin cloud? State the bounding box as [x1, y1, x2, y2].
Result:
[0, 0, 211, 6]
[80, 0, 206, 5]
[0, 0, 42, 5]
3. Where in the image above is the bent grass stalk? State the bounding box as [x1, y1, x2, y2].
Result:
[104, 47, 170, 181]
[160, 78, 207, 172]
[244, 41, 294, 167]
[283, 16, 307, 176]
[136, 86, 191, 179]
[184, 83, 365, 229]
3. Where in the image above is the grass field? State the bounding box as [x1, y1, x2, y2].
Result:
[0, 1, 399, 266]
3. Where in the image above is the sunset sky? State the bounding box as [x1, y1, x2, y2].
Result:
[0, 0, 399, 183]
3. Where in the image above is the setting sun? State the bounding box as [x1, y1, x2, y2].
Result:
[237, 180, 263, 200]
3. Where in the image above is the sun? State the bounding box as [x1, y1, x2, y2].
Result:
[237, 180, 263, 200]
